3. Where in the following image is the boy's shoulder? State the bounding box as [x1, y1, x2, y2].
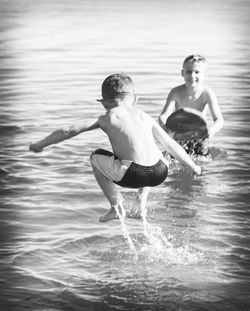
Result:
[171, 84, 185, 94]
[171, 84, 214, 94]
[203, 85, 215, 93]
[202, 85, 216, 99]
[171, 84, 185, 92]
[98, 105, 143, 121]
[115, 105, 152, 123]
[168, 84, 185, 99]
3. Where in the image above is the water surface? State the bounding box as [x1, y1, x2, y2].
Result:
[1, 0, 250, 310]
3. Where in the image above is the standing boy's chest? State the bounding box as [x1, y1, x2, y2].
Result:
[176, 93, 207, 111]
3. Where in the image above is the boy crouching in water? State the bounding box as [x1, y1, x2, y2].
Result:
[30, 73, 201, 222]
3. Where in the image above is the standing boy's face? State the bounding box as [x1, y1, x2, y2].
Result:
[181, 61, 206, 87]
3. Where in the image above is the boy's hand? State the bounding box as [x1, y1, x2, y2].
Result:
[29, 143, 43, 153]
[193, 165, 202, 176]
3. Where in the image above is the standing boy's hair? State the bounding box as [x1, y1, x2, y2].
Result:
[183, 54, 206, 67]
[101, 73, 135, 100]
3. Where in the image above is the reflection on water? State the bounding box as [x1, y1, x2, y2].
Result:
[1, 0, 250, 310]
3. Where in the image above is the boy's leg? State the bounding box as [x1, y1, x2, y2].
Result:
[91, 164, 125, 222]
[127, 187, 151, 219]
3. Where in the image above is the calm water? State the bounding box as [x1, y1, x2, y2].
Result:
[1, 0, 250, 310]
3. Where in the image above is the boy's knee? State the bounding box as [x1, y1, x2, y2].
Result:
[90, 151, 95, 160]
[91, 148, 112, 156]
[90, 148, 115, 165]
[90, 149, 109, 167]
[90, 150, 98, 165]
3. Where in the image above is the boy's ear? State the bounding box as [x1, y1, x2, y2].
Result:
[181, 69, 184, 77]
[97, 99, 106, 108]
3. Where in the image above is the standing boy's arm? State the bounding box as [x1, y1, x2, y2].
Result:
[152, 120, 201, 175]
[206, 88, 224, 139]
[29, 119, 100, 153]
[158, 89, 176, 127]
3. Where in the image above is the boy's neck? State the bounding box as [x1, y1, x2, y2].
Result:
[104, 96, 135, 110]
[185, 84, 203, 95]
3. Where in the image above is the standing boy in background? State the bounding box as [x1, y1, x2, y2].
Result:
[159, 54, 224, 154]
[30, 73, 201, 222]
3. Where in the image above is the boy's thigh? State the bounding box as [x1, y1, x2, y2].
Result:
[90, 149, 130, 182]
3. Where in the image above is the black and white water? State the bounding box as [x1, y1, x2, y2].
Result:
[1, 0, 250, 310]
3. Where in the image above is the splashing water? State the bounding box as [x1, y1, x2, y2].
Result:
[113, 203, 136, 253]
[135, 224, 206, 267]
[141, 205, 148, 238]
[114, 195, 173, 256]
[114, 200, 186, 266]
[113, 198, 205, 267]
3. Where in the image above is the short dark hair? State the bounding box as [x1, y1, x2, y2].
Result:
[183, 54, 206, 67]
[101, 73, 134, 100]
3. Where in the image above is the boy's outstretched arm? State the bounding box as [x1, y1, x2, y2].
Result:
[207, 88, 224, 139]
[29, 119, 100, 153]
[158, 89, 176, 127]
[152, 120, 201, 175]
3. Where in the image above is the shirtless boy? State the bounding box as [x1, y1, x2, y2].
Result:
[159, 54, 224, 141]
[30, 73, 201, 222]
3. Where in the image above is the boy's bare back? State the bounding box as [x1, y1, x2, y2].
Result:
[98, 104, 163, 165]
